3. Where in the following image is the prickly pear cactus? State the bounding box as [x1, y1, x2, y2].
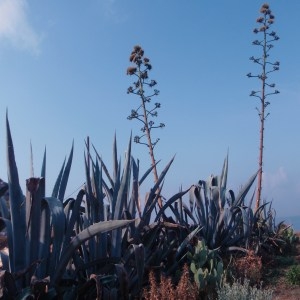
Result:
[188, 240, 224, 291]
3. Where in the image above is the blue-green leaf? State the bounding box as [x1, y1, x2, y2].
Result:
[6, 113, 26, 273]
[53, 219, 135, 285]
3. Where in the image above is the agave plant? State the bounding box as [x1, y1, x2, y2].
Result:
[175, 154, 259, 252]
[76, 133, 196, 298]
[0, 115, 135, 299]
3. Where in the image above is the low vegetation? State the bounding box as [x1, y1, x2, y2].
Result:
[286, 265, 300, 286]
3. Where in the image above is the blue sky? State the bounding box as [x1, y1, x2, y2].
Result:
[0, 0, 299, 220]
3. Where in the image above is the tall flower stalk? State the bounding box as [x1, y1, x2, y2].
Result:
[126, 45, 165, 207]
[247, 3, 280, 211]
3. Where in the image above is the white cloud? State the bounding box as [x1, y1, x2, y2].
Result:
[0, 0, 41, 54]
[100, 0, 128, 24]
[263, 167, 288, 190]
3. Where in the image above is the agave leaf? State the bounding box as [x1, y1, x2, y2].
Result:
[175, 225, 201, 260]
[169, 202, 183, 225]
[111, 136, 132, 257]
[234, 171, 258, 207]
[113, 132, 118, 184]
[220, 154, 228, 192]
[57, 141, 74, 202]
[219, 154, 228, 209]
[84, 151, 93, 221]
[92, 159, 105, 221]
[227, 189, 235, 206]
[182, 204, 198, 224]
[192, 185, 205, 225]
[128, 157, 140, 218]
[254, 201, 270, 218]
[248, 188, 256, 209]
[52, 158, 66, 198]
[198, 180, 209, 227]
[114, 264, 129, 296]
[244, 207, 254, 247]
[154, 187, 191, 222]
[142, 180, 165, 226]
[101, 175, 113, 207]
[30, 141, 34, 177]
[87, 157, 106, 261]
[189, 186, 195, 213]
[138, 160, 160, 186]
[113, 135, 132, 220]
[53, 219, 135, 285]
[178, 187, 184, 224]
[41, 147, 46, 180]
[61, 190, 85, 257]
[25, 177, 45, 281]
[111, 158, 121, 216]
[227, 246, 249, 253]
[143, 156, 175, 217]
[92, 144, 114, 189]
[6, 113, 26, 273]
[40, 197, 66, 279]
[238, 206, 250, 240]
[37, 205, 51, 279]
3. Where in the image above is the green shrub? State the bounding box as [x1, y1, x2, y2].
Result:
[286, 265, 300, 285]
[217, 279, 273, 300]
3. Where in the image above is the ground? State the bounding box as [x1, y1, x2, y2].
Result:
[269, 232, 300, 300]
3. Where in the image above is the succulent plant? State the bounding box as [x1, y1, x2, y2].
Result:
[0, 115, 135, 298]
[188, 239, 224, 292]
[186, 155, 258, 251]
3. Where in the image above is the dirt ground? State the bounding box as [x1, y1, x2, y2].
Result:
[271, 232, 300, 300]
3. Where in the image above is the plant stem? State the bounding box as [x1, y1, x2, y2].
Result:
[137, 65, 162, 208]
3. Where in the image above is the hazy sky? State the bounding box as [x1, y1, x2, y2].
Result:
[0, 0, 299, 219]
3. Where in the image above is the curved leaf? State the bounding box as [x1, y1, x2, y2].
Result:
[58, 142, 74, 202]
[53, 219, 135, 285]
[39, 197, 66, 279]
[52, 158, 66, 198]
[175, 225, 201, 259]
[6, 113, 26, 273]
[234, 171, 258, 207]
[154, 187, 191, 222]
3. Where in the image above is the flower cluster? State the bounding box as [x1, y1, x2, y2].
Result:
[247, 3, 280, 209]
[126, 45, 165, 151]
[253, 3, 278, 37]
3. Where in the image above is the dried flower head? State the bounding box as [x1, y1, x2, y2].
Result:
[260, 7, 267, 13]
[259, 26, 268, 31]
[256, 17, 264, 23]
[129, 53, 135, 62]
[262, 3, 269, 9]
[133, 45, 142, 53]
[144, 57, 150, 63]
[126, 66, 137, 75]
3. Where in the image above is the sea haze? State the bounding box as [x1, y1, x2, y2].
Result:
[278, 216, 300, 232]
